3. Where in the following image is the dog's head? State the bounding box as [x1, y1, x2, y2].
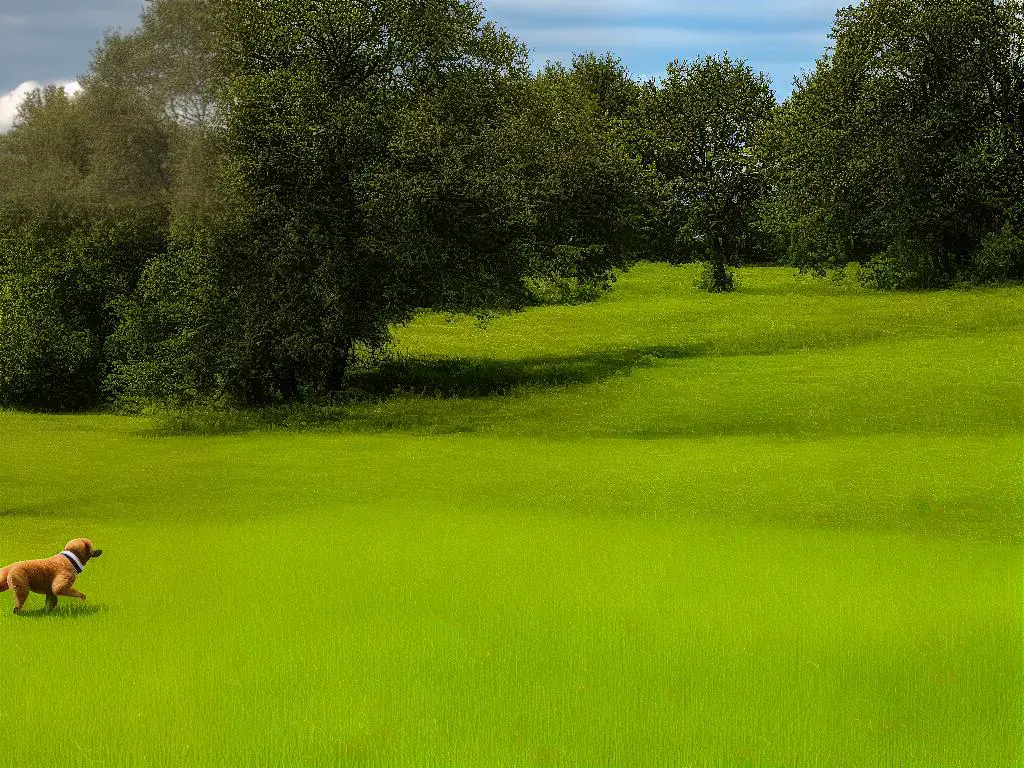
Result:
[64, 538, 103, 562]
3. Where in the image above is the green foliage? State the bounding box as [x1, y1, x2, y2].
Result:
[0, 0, 663, 410]
[523, 68, 659, 284]
[0, 258, 102, 411]
[87, 0, 219, 128]
[763, 0, 1024, 288]
[0, 0, 227, 410]
[0, 83, 171, 410]
[525, 275, 606, 306]
[544, 52, 642, 118]
[632, 55, 776, 291]
[694, 260, 736, 292]
[974, 222, 1024, 284]
[104, 224, 224, 409]
[857, 239, 943, 291]
[7, 0, 1024, 411]
[198, 0, 531, 402]
[0, 219, 167, 411]
[133, 0, 659, 406]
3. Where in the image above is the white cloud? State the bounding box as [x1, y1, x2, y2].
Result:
[0, 80, 82, 133]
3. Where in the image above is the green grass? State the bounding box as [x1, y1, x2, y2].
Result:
[1, 264, 1022, 766]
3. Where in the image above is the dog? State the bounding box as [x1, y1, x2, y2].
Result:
[0, 539, 103, 614]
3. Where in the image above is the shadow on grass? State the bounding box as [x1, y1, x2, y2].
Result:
[348, 344, 704, 398]
[14, 603, 108, 619]
[153, 344, 708, 436]
[0, 498, 94, 518]
[0, 502, 67, 518]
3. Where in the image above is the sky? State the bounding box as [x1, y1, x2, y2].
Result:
[0, 0, 845, 131]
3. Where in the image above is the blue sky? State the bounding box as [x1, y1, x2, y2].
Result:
[488, 0, 841, 90]
[1, 0, 844, 128]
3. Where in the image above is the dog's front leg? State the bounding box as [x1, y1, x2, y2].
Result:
[52, 576, 86, 602]
[45, 593, 58, 612]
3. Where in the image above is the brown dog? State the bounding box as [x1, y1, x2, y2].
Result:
[0, 539, 103, 614]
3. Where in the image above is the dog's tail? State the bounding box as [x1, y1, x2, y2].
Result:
[0, 565, 9, 592]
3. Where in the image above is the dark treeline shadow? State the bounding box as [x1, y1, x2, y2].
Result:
[347, 344, 705, 399]
[152, 345, 705, 436]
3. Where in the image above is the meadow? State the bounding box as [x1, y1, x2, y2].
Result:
[1, 264, 1021, 767]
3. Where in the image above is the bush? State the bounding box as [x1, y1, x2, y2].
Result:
[0, 220, 161, 410]
[857, 240, 949, 291]
[973, 224, 1024, 285]
[0, 274, 103, 411]
[694, 261, 736, 293]
[104, 227, 222, 409]
[525, 276, 607, 306]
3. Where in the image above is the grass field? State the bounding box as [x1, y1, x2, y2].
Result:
[1, 264, 1022, 766]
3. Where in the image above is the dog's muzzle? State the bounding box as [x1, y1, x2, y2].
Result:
[92, 550, 103, 557]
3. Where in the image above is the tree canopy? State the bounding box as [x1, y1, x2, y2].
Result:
[763, 0, 1024, 288]
[1, 0, 658, 409]
[632, 55, 775, 291]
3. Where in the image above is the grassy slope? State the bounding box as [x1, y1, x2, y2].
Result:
[1, 265, 1021, 767]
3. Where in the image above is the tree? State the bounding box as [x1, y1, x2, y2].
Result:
[0, 0, 225, 409]
[545, 52, 642, 119]
[109, 0, 654, 406]
[762, 0, 1024, 288]
[0, 84, 171, 409]
[633, 55, 775, 291]
[87, 0, 220, 129]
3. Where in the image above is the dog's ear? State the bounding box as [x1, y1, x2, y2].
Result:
[64, 538, 91, 561]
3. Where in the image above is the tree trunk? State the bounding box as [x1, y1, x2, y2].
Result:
[277, 367, 301, 403]
[712, 259, 732, 292]
[709, 239, 735, 292]
[325, 340, 353, 393]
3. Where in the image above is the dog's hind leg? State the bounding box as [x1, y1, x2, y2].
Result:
[8, 572, 28, 614]
[11, 588, 28, 613]
[0, 566, 8, 593]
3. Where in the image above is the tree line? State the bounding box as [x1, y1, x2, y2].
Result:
[1, 0, 1021, 411]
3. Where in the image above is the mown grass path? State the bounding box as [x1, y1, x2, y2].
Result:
[1, 266, 1021, 766]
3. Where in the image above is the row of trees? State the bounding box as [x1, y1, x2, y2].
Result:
[1, 0, 1022, 411]
[764, 0, 1024, 288]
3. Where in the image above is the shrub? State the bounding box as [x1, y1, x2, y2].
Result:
[857, 240, 949, 291]
[694, 261, 736, 293]
[973, 224, 1024, 285]
[0, 220, 162, 410]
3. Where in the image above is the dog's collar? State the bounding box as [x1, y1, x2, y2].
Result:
[60, 551, 85, 573]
